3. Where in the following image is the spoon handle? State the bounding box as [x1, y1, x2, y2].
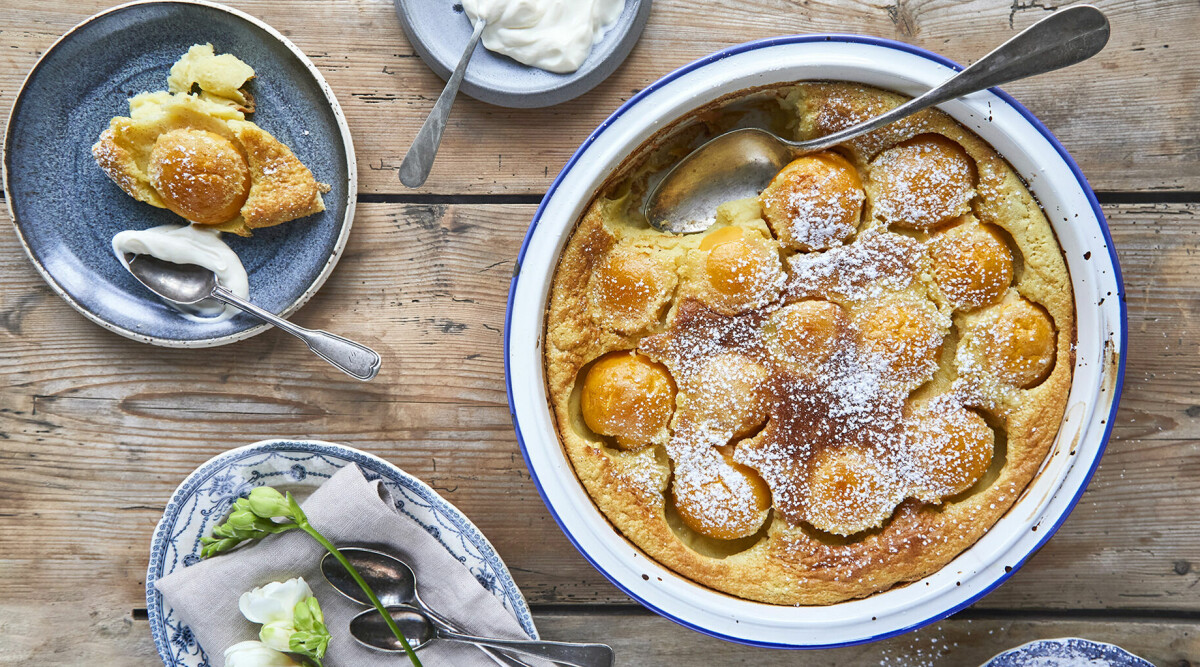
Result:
[420, 601, 536, 667]
[797, 5, 1109, 153]
[399, 18, 487, 188]
[211, 286, 382, 381]
[438, 629, 614, 667]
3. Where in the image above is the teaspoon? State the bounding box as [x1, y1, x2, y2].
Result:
[644, 5, 1110, 233]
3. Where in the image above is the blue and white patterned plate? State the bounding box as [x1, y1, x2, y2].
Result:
[146, 439, 537, 667]
[983, 638, 1153, 666]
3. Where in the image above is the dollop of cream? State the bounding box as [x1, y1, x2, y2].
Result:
[112, 224, 249, 322]
[462, 0, 625, 74]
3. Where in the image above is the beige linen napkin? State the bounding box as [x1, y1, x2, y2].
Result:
[156, 464, 538, 666]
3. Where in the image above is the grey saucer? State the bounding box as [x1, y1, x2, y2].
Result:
[3, 0, 356, 348]
[394, 0, 652, 108]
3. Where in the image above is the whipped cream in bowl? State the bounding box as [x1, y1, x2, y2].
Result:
[112, 223, 250, 322]
[462, 0, 626, 74]
[393, 0, 650, 107]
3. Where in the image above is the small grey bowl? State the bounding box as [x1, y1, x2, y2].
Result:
[394, 0, 652, 108]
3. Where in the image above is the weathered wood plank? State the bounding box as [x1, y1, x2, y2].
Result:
[1, 202, 1199, 616]
[0, 606, 1195, 666]
[1, 0, 1197, 194]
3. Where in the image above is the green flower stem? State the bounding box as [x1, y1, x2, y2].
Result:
[295, 520, 423, 667]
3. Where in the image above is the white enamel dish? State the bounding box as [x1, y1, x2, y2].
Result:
[505, 36, 1126, 648]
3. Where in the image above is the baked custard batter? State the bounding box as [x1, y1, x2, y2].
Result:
[544, 82, 1074, 605]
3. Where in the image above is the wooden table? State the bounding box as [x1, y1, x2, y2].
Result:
[2, 1, 1198, 664]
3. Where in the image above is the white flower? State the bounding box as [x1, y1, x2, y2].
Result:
[224, 641, 298, 667]
[238, 577, 313, 626]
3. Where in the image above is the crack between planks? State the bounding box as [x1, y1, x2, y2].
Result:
[358, 193, 544, 205]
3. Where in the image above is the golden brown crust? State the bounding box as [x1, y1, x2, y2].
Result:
[544, 82, 1075, 606]
[227, 120, 324, 230]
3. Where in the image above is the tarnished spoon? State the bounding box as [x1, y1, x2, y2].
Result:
[399, 18, 487, 188]
[644, 5, 1110, 233]
[350, 605, 615, 667]
[126, 254, 381, 380]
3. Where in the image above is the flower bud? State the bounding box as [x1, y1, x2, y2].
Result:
[292, 596, 324, 631]
[290, 630, 330, 660]
[200, 536, 241, 558]
[247, 487, 293, 520]
[227, 508, 264, 532]
[258, 620, 296, 652]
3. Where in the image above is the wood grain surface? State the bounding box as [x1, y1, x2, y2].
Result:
[1, 608, 1197, 665]
[0, 0, 1198, 194]
[2, 0, 1199, 664]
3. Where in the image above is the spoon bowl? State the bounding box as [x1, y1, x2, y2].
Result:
[644, 5, 1110, 233]
[320, 547, 418, 609]
[644, 128, 794, 233]
[349, 605, 436, 652]
[127, 254, 220, 305]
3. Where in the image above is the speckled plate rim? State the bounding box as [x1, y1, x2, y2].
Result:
[505, 35, 1127, 648]
[145, 439, 538, 666]
[2, 0, 357, 349]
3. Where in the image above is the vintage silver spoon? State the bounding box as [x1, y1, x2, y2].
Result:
[644, 5, 1110, 233]
[399, 18, 487, 188]
[126, 254, 381, 381]
[320, 547, 533, 667]
[350, 605, 615, 667]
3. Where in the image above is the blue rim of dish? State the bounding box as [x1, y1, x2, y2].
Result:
[145, 439, 537, 664]
[503, 33, 1128, 649]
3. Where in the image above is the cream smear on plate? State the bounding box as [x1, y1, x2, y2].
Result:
[112, 224, 249, 322]
[462, 0, 625, 74]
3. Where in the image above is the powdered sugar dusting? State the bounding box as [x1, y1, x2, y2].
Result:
[763, 167, 865, 250]
[785, 230, 923, 302]
[871, 138, 976, 229]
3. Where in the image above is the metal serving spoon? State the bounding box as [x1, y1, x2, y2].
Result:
[399, 18, 487, 188]
[350, 605, 615, 667]
[126, 255, 381, 381]
[320, 547, 533, 667]
[644, 5, 1111, 233]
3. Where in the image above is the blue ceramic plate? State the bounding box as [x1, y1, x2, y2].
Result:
[146, 439, 538, 667]
[983, 638, 1153, 666]
[3, 0, 356, 347]
[394, 0, 652, 108]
